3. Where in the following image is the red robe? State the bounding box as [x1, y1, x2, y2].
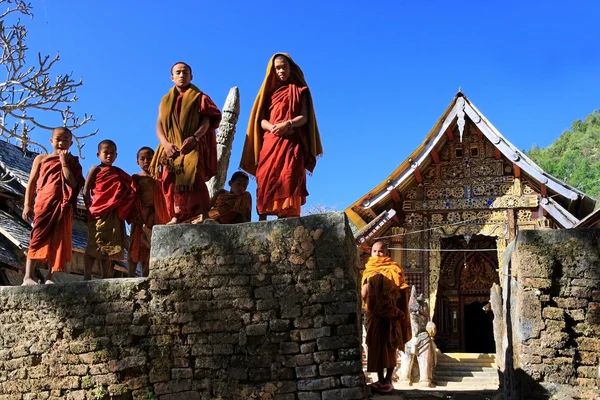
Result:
[28, 156, 84, 272]
[155, 88, 222, 222]
[129, 174, 156, 263]
[255, 84, 310, 217]
[88, 166, 135, 221]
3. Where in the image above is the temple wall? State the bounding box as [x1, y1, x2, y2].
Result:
[0, 213, 367, 400]
[502, 229, 600, 400]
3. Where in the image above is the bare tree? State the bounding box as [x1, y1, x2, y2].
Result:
[0, 0, 96, 157]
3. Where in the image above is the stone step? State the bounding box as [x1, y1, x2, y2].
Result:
[434, 370, 499, 379]
[435, 364, 496, 371]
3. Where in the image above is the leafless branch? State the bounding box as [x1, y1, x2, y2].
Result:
[0, 0, 96, 158]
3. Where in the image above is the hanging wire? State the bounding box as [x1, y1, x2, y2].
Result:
[374, 214, 495, 240]
[387, 247, 498, 252]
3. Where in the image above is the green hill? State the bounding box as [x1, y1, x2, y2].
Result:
[526, 110, 600, 199]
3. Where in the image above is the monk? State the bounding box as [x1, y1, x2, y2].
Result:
[208, 171, 252, 224]
[128, 146, 156, 277]
[83, 140, 135, 280]
[362, 241, 411, 394]
[240, 53, 323, 220]
[150, 62, 222, 225]
[22, 127, 84, 285]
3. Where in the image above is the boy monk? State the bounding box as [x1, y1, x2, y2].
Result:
[208, 171, 252, 224]
[149, 62, 222, 225]
[83, 140, 135, 280]
[361, 241, 411, 394]
[22, 127, 84, 285]
[128, 146, 156, 277]
[240, 53, 323, 220]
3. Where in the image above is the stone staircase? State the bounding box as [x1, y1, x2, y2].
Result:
[432, 352, 499, 390]
[364, 351, 500, 395]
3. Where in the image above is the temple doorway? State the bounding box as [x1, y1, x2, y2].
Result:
[433, 234, 499, 353]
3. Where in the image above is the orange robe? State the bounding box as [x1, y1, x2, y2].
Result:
[27, 156, 84, 272]
[129, 174, 156, 263]
[255, 84, 310, 217]
[362, 256, 411, 372]
[86, 166, 135, 259]
[151, 85, 222, 222]
[208, 191, 252, 224]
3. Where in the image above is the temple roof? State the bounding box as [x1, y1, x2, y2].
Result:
[345, 92, 596, 232]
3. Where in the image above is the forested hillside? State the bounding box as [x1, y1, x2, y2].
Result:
[527, 110, 600, 198]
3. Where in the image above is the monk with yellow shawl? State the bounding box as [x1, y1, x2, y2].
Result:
[362, 241, 411, 394]
[22, 127, 84, 285]
[150, 62, 222, 224]
[208, 171, 252, 224]
[240, 53, 323, 220]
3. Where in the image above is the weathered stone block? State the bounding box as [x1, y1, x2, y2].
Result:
[316, 336, 359, 351]
[319, 361, 362, 376]
[297, 377, 338, 391]
[542, 307, 564, 320]
[321, 387, 364, 400]
[300, 327, 331, 341]
[295, 365, 318, 378]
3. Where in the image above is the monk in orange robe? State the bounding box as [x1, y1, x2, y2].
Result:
[240, 53, 323, 220]
[83, 140, 135, 280]
[208, 171, 252, 224]
[22, 127, 84, 285]
[150, 62, 222, 225]
[128, 146, 156, 277]
[362, 241, 411, 394]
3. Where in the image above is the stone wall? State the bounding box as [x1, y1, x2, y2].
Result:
[502, 229, 600, 400]
[0, 213, 366, 400]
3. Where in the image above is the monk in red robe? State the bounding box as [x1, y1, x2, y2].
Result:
[128, 146, 156, 277]
[83, 140, 135, 280]
[362, 241, 411, 394]
[208, 171, 252, 224]
[150, 62, 222, 225]
[240, 53, 323, 220]
[22, 127, 84, 285]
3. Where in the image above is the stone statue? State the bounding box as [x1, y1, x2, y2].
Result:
[206, 86, 241, 199]
[398, 286, 437, 387]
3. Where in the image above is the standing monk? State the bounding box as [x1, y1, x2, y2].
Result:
[22, 127, 84, 285]
[150, 62, 222, 224]
[362, 241, 411, 394]
[240, 53, 323, 220]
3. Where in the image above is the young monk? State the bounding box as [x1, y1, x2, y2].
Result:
[362, 241, 411, 394]
[128, 146, 156, 277]
[240, 53, 323, 220]
[83, 140, 135, 280]
[22, 127, 84, 285]
[149, 62, 222, 225]
[208, 171, 252, 224]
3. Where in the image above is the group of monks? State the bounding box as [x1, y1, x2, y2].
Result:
[20, 52, 410, 394]
[21, 53, 323, 285]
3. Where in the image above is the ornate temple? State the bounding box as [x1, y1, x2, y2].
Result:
[345, 92, 596, 353]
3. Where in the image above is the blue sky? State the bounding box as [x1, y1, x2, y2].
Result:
[17, 0, 600, 214]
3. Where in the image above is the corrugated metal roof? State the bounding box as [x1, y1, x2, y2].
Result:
[0, 235, 23, 269]
[72, 218, 88, 251]
[0, 140, 35, 188]
[0, 210, 31, 248]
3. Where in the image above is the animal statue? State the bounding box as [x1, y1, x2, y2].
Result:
[397, 286, 438, 387]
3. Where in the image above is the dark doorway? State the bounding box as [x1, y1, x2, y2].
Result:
[464, 300, 495, 353]
[434, 234, 499, 353]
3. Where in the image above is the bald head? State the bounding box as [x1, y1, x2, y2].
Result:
[371, 241, 388, 258]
